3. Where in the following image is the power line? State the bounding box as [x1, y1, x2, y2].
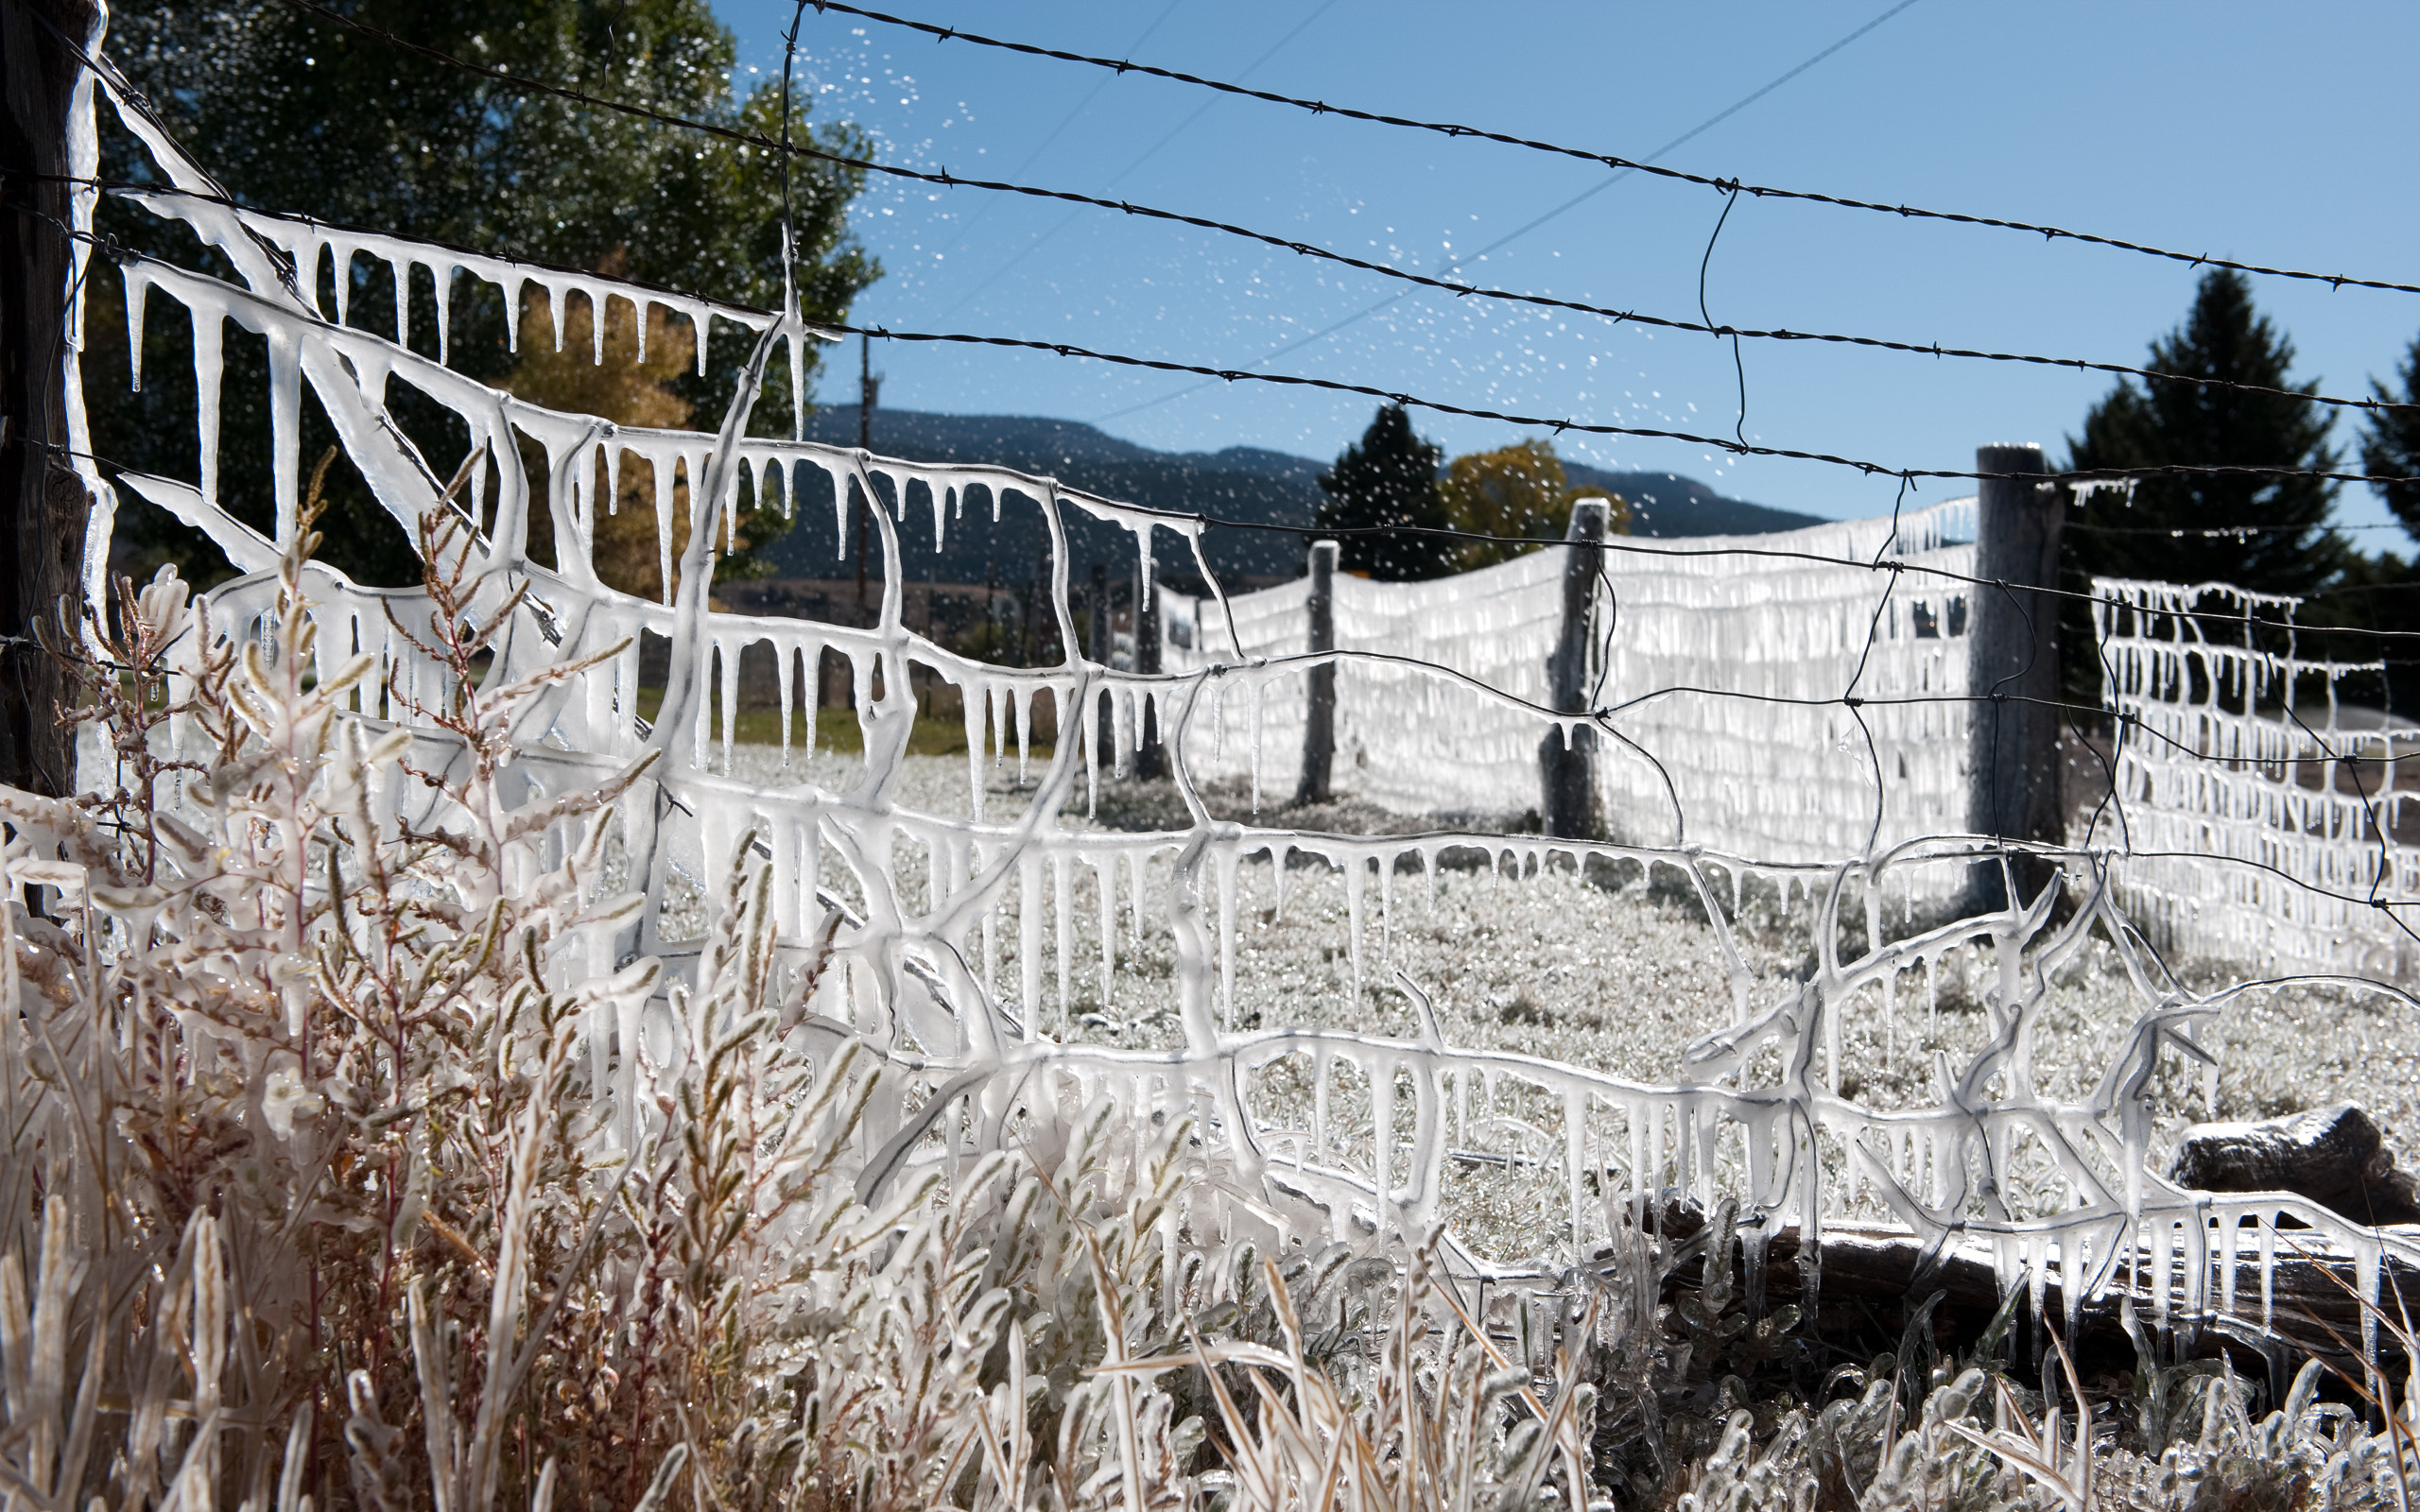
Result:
[807, 0, 2420, 301]
[933, 1, 1335, 322]
[250, 0, 2412, 425]
[918, 0, 1181, 272]
[1094, 0, 1919, 422]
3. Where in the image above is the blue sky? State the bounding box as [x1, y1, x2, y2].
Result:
[712, 1, 2420, 536]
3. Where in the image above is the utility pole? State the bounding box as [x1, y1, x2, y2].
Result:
[0, 0, 102, 797]
[853, 333, 878, 618]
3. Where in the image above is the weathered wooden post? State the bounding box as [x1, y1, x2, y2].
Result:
[1544, 498, 1611, 838]
[1295, 539, 1338, 806]
[0, 0, 102, 796]
[1967, 443, 2066, 909]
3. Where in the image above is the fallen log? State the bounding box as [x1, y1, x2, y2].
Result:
[1602, 1207, 2420, 1391]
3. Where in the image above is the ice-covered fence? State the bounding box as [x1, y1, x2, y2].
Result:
[1166, 504, 1979, 863]
[52, 61, 2420, 1347]
[2095, 579, 2420, 978]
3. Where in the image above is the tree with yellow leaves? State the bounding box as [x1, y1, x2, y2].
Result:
[504, 269, 790, 603]
[1436, 438, 1628, 571]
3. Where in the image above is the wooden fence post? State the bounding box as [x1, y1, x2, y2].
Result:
[1968, 443, 2066, 908]
[0, 0, 102, 797]
[1544, 498, 1611, 838]
[1296, 540, 1338, 806]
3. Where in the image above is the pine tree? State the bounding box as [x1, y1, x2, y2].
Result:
[2066, 270, 2342, 593]
[2360, 335, 2420, 532]
[1315, 405, 1455, 580]
[2060, 270, 2343, 694]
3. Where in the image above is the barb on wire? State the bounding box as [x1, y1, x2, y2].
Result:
[804, 0, 2420, 300]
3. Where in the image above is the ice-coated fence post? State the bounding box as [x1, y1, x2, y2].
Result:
[1968, 443, 2066, 909]
[1296, 539, 1339, 806]
[1545, 497, 1611, 838]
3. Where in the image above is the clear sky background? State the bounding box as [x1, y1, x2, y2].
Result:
[711, 1, 2420, 538]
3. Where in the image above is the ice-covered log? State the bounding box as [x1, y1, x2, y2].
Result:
[2171, 1105, 2420, 1228]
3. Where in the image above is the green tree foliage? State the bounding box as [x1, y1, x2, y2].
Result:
[2360, 335, 2420, 533]
[1315, 405, 1455, 580]
[2060, 269, 2343, 696]
[89, 0, 878, 586]
[1436, 438, 1628, 571]
[2320, 335, 2420, 712]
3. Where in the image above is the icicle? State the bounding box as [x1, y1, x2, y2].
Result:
[1014, 684, 1033, 783]
[193, 302, 224, 509]
[1019, 851, 1046, 1040]
[124, 265, 149, 391]
[1216, 844, 1240, 1030]
[1052, 852, 1073, 1025]
[268, 326, 302, 546]
[786, 328, 805, 441]
[1095, 855, 1116, 1010]
[1128, 848, 1146, 941]
[718, 638, 742, 774]
[435, 263, 457, 365]
[653, 451, 678, 605]
[332, 242, 356, 327]
[963, 677, 987, 820]
[1344, 851, 1367, 1006]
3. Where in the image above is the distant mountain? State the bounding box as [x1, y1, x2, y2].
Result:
[1562, 463, 1824, 539]
[763, 407, 1819, 586]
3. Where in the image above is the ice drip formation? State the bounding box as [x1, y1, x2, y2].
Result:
[32, 63, 2420, 1356]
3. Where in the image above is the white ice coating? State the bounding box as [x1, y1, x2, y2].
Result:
[65, 66, 2420, 1342]
[2093, 578, 2420, 979]
[1165, 507, 1977, 868]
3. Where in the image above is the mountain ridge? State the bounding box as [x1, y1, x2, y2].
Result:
[764, 407, 1823, 584]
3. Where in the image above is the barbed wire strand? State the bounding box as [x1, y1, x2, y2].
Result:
[47, 197, 2420, 648]
[804, 0, 2420, 301]
[243, 0, 2420, 421]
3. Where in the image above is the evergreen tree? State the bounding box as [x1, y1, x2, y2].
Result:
[2360, 335, 2420, 532]
[1315, 405, 1454, 580]
[2061, 269, 2343, 692]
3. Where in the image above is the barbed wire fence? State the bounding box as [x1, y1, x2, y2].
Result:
[25, 12, 2420, 1394]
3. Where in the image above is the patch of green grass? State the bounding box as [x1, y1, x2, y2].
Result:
[630, 688, 1049, 758]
